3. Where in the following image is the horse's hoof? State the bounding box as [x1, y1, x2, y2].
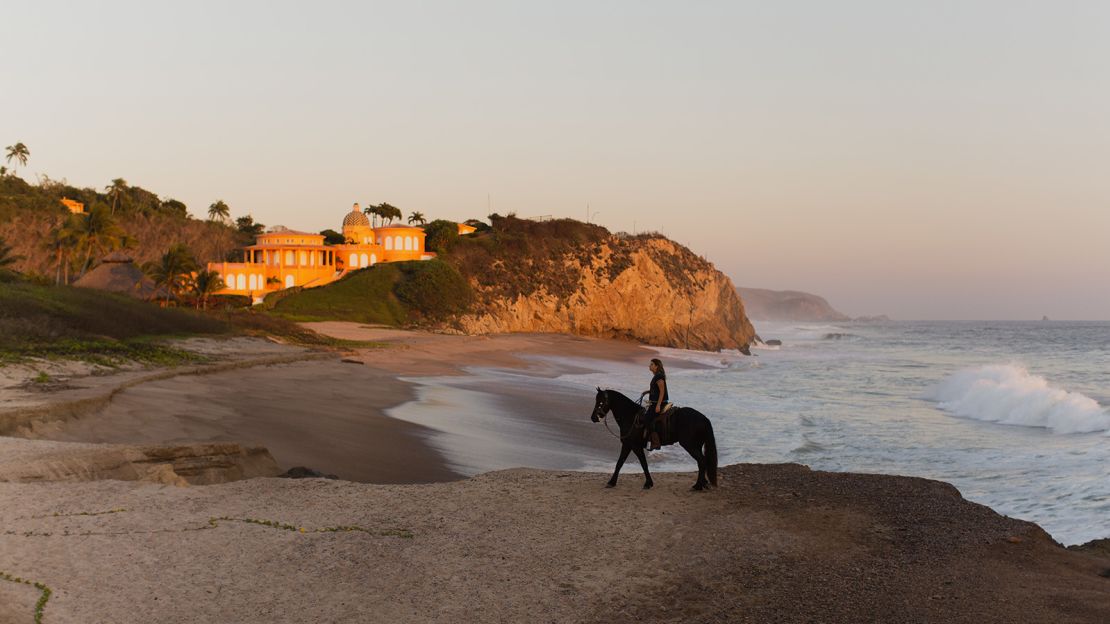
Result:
[605, 482, 616, 489]
[643, 483, 653, 490]
[691, 483, 705, 491]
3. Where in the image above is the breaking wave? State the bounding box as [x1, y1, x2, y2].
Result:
[926, 364, 1110, 435]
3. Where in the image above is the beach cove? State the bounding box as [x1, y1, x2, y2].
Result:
[0, 324, 1109, 622]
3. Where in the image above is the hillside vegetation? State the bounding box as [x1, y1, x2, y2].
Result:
[0, 173, 239, 281]
[271, 260, 472, 325]
[0, 282, 227, 364]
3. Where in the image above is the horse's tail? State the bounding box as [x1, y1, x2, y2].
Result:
[704, 417, 718, 487]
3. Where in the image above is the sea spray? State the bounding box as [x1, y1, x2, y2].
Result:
[926, 364, 1110, 434]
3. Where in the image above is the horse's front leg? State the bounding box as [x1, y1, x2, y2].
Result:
[606, 444, 632, 488]
[632, 446, 653, 490]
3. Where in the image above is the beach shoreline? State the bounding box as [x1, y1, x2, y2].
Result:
[2, 324, 662, 484]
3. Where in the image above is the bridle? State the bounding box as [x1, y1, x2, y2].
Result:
[593, 388, 640, 441]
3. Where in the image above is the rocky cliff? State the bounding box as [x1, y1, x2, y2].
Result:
[445, 218, 756, 352]
[737, 286, 851, 322]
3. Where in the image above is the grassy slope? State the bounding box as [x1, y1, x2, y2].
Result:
[0, 282, 228, 364]
[269, 264, 408, 325]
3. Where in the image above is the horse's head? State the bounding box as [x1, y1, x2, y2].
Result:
[591, 387, 611, 423]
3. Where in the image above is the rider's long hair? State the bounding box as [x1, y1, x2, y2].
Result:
[651, 358, 665, 376]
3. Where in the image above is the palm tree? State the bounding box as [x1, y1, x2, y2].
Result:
[144, 244, 198, 301]
[105, 178, 128, 214]
[4, 142, 29, 172]
[379, 203, 401, 225]
[74, 204, 127, 276]
[407, 211, 426, 226]
[363, 203, 381, 227]
[43, 217, 81, 284]
[0, 236, 24, 279]
[208, 200, 231, 222]
[190, 269, 225, 310]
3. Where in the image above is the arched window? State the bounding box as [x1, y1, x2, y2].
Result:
[248, 275, 257, 290]
[360, 253, 368, 267]
[299, 251, 307, 265]
[394, 235, 403, 250]
[225, 274, 236, 290]
[348, 253, 358, 268]
[285, 251, 294, 266]
[404, 237, 413, 251]
[384, 237, 393, 250]
[285, 274, 294, 288]
[369, 254, 377, 266]
[237, 274, 246, 290]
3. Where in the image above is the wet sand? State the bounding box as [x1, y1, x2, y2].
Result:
[34, 326, 659, 483]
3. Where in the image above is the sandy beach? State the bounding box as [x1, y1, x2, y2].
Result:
[1, 325, 1108, 622]
[17, 324, 659, 483]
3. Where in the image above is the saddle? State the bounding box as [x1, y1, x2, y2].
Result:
[640, 403, 678, 446]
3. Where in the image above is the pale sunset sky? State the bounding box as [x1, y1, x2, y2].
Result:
[3, 1, 1108, 320]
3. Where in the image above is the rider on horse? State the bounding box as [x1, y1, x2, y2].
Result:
[639, 358, 668, 451]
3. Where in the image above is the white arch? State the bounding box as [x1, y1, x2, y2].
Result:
[394, 235, 403, 250]
[360, 253, 368, 267]
[285, 274, 294, 288]
[299, 251, 307, 265]
[248, 274, 257, 291]
[404, 236, 413, 251]
[348, 253, 358, 268]
[236, 274, 246, 290]
[369, 254, 377, 266]
[385, 237, 393, 250]
[285, 251, 294, 266]
[225, 274, 236, 290]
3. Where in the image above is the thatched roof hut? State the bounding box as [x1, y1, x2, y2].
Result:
[73, 252, 169, 300]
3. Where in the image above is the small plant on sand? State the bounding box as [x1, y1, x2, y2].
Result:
[31, 371, 50, 384]
[0, 570, 52, 624]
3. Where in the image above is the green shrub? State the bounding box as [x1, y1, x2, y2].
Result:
[393, 260, 473, 321]
[422, 219, 458, 254]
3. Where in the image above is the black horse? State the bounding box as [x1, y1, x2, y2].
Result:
[590, 387, 718, 490]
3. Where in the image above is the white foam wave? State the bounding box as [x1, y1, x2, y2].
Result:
[926, 364, 1110, 435]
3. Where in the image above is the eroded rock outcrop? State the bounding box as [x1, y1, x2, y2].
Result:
[448, 222, 755, 352]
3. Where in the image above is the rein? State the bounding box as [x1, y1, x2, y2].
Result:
[599, 393, 642, 441]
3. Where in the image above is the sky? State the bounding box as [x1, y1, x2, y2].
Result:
[2, 0, 1109, 320]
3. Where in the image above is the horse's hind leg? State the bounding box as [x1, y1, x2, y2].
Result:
[607, 445, 632, 488]
[632, 446, 653, 490]
[680, 440, 707, 491]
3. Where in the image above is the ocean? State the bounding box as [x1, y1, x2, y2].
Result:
[389, 321, 1110, 546]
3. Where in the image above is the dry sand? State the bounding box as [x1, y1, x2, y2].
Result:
[0, 465, 1108, 623]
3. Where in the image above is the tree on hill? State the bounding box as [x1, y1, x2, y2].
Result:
[161, 198, 188, 219]
[190, 269, 225, 310]
[236, 215, 265, 238]
[75, 204, 128, 276]
[144, 243, 198, 301]
[464, 218, 491, 233]
[378, 203, 402, 224]
[43, 217, 81, 284]
[0, 236, 24, 281]
[4, 142, 29, 172]
[105, 178, 128, 214]
[320, 229, 345, 245]
[408, 211, 426, 225]
[422, 219, 458, 254]
[208, 200, 230, 222]
[363, 203, 381, 227]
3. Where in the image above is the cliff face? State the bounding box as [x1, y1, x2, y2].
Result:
[447, 220, 755, 352]
[737, 287, 851, 322]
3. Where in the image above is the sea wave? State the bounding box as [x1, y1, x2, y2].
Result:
[925, 364, 1110, 435]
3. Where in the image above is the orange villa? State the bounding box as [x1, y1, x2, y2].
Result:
[208, 203, 436, 302]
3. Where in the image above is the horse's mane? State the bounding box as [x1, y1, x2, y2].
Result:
[604, 389, 640, 412]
